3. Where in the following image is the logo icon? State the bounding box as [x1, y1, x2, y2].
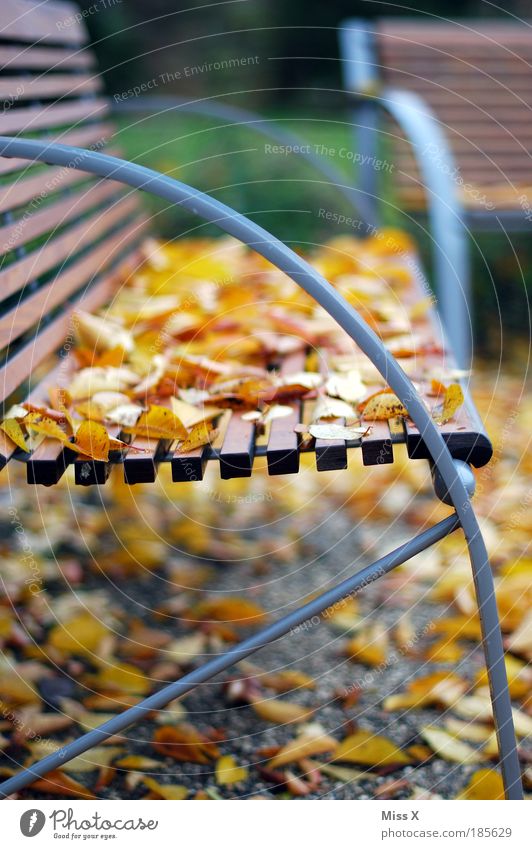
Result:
[20, 810, 46, 837]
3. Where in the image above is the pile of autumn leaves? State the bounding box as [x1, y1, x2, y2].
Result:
[0, 231, 464, 462]
[0, 233, 529, 801]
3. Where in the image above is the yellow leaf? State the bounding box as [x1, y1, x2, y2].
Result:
[114, 755, 161, 770]
[420, 726, 483, 764]
[215, 755, 248, 786]
[48, 612, 110, 655]
[187, 597, 265, 626]
[268, 725, 338, 769]
[71, 421, 110, 462]
[360, 391, 408, 421]
[345, 622, 389, 667]
[170, 397, 222, 427]
[124, 405, 187, 440]
[250, 696, 314, 725]
[74, 309, 133, 353]
[0, 419, 29, 452]
[142, 777, 189, 800]
[61, 747, 123, 773]
[176, 421, 217, 453]
[332, 729, 412, 767]
[0, 670, 39, 706]
[24, 411, 69, 443]
[90, 661, 150, 695]
[458, 768, 505, 800]
[433, 383, 464, 425]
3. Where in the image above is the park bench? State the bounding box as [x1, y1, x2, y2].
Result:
[0, 1, 523, 799]
[340, 18, 532, 368]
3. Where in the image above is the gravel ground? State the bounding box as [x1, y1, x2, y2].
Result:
[16, 498, 490, 801]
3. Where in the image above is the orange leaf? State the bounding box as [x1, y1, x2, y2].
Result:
[152, 724, 220, 764]
[176, 421, 217, 453]
[123, 405, 187, 440]
[71, 421, 110, 462]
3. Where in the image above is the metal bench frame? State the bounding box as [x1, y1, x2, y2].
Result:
[339, 18, 532, 374]
[0, 137, 523, 800]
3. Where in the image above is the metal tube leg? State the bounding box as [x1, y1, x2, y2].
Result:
[0, 516, 458, 798]
[467, 527, 523, 799]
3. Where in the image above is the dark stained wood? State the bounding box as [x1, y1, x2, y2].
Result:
[314, 416, 348, 472]
[361, 420, 394, 466]
[219, 412, 255, 478]
[26, 438, 71, 486]
[171, 442, 210, 483]
[403, 401, 493, 468]
[266, 350, 306, 476]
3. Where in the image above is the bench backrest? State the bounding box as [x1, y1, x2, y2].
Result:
[344, 18, 532, 209]
[0, 0, 147, 411]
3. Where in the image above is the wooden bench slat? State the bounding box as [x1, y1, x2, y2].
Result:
[0, 177, 120, 255]
[0, 224, 147, 405]
[0, 74, 100, 101]
[0, 98, 108, 135]
[0, 194, 139, 349]
[0, 0, 87, 45]
[359, 419, 393, 466]
[219, 412, 256, 479]
[0, 44, 93, 70]
[266, 350, 306, 476]
[0, 123, 114, 176]
[403, 400, 493, 468]
[0, 166, 90, 215]
[0, 191, 139, 300]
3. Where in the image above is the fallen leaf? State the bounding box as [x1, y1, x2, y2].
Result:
[420, 726, 483, 764]
[359, 390, 408, 420]
[250, 695, 314, 725]
[0, 419, 29, 452]
[268, 724, 338, 769]
[332, 729, 412, 767]
[123, 405, 187, 440]
[215, 755, 248, 786]
[176, 421, 217, 453]
[142, 776, 189, 799]
[152, 724, 220, 764]
[308, 423, 368, 440]
[433, 383, 464, 425]
[458, 768, 505, 800]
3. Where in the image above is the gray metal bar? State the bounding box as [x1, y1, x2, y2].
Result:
[339, 19, 471, 368]
[380, 87, 472, 370]
[0, 137, 521, 799]
[114, 95, 373, 227]
[0, 514, 459, 798]
[339, 19, 381, 227]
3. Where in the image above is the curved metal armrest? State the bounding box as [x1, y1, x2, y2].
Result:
[373, 87, 471, 368]
[113, 95, 375, 227]
[0, 136, 521, 798]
